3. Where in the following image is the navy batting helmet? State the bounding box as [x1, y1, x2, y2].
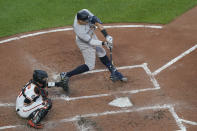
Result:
[77, 10, 90, 22]
[33, 70, 48, 86]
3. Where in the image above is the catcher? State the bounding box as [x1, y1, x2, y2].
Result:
[60, 9, 127, 94]
[16, 70, 66, 129]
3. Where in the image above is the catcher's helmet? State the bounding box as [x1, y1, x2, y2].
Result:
[77, 10, 90, 22]
[33, 70, 48, 86]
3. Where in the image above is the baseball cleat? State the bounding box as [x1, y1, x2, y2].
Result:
[28, 120, 43, 129]
[121, 77, 128, 82]
[110, 71, 127, 82]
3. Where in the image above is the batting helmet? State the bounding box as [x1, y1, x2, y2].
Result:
[77, 10, 90, 22]
[33, 70, 48, 86]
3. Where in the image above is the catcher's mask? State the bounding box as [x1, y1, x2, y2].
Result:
[77, 10, 90, 22]
[33, 70, 48, 88]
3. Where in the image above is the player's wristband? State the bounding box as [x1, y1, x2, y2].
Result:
[101, 29, 108, 37]
[48, 82, 55, 87]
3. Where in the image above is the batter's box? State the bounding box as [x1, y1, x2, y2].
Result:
[82, 108, 179, 131]
[53, 63, 160, 101]
[45, 104, 190, 131]
[1, 104, 195, 130]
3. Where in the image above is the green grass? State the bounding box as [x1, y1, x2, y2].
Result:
[0, 0, 197, 37]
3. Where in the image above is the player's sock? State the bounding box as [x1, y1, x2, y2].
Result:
[99, 55, 116, 73]
[66, 64, 89, 77]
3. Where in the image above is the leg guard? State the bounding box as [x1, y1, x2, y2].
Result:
[28, 99, 52, 129]
[27, 109, 46, 129]
[32, 109, 48, 124]
[28, 109, 48, 128]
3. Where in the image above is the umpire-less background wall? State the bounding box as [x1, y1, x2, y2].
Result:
[0, 1, 197, 131]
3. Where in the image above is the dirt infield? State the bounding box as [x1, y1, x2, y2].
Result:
[0, 6, 197, 131]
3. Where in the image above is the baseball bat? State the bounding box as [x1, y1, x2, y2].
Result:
[109, 46, 113, 65]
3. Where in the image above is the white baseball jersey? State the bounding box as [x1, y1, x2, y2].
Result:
[73, 9, 106, 70]
[16, 83, 45, 118]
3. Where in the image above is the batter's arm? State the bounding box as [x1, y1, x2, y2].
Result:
[96, 22, 113, 45]
[95, 22, 110, 38]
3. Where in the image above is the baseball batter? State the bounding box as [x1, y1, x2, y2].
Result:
[16, 70, 66, 129]
[60, 9, 127, 94]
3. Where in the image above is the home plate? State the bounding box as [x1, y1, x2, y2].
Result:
[109, 97, 133, 107]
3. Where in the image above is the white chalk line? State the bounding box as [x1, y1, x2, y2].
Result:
[168, 106, 187, 131]
[54, 87, 159, 102]
[142, 63, 160, 89]
[0, 24, 163, 44]
[0, 125, 20, 130]
[104, 25, 163, 29]
[0, 103, 15, 107]
[52, 64, 143, 80]
[59, 104, 173, 123]
[153, 44, 197, 76]
[0, 28, 73, 44]
[180, 119, 197, 126]
[1, 104, 195, 131]
[83, 64, 143, 74]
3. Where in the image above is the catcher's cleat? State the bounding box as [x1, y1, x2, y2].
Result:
[110, 71, 127, 82]
[28, 120, 43, 129]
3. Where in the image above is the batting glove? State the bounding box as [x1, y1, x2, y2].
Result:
[102, 41, 113, 49]
[106, 35, 113, 44]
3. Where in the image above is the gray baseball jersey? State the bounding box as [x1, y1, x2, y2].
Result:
[73, 9, 106, 70]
